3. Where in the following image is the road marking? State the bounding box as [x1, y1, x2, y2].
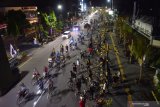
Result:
[151, 91, 160, 104]
[18, 57, 32, 68]
[109, 33, 134, 107]
[33, 90, 45, 107]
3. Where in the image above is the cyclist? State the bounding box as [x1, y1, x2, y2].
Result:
[60, 44, 64, 54]
[43, 66, 49, 78]
[38, 78, 44, 93]
[65, 44, 69, 52]
[79, 96, 85, 107]
[18, 83, 28, 98]
[70, 70, 76, 81]
[47, 78, 54, 95]
[73, 62, 77, 73]
[32, 68, 40, 80]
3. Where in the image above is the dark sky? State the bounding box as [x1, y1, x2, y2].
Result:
[0, 0, 159, 16]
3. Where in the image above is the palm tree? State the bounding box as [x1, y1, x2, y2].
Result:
[132, 32, 149, 82]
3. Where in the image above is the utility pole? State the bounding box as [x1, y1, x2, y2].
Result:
[132, 1, 136, 26]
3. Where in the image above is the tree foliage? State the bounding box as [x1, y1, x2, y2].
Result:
[41, 11, 57, 30]
[6, 10, 30, 37]
[56, 20, 64, 30]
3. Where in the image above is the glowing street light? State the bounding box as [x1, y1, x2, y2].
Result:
[57, 4, 62, 10]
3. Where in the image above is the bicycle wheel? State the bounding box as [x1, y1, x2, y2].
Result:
[31, 79, 37, 86]
[68, 82, 74, 90]
[16, 96, 24, 106]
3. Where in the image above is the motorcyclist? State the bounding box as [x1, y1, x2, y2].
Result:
[51, 48, 56, 58]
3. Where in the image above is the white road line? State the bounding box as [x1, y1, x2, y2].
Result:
[33, 90, 45, 107]
[33, 85, 48, 107]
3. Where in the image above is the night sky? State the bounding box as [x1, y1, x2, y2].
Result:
[0, 0, 159, 16]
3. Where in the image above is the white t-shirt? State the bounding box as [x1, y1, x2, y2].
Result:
[77, 60, 80, 66]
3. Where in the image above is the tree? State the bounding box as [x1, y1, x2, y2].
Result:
[56, 20, 64, 31]
[49, 11, 57, 29]
[132, 32, 149, 82]
[6, 10, 30, 44]
[0, 35, 17, 96]
[40, 11, 57, 36]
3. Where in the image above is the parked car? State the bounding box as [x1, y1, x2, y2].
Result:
[62, 31, 71, 39]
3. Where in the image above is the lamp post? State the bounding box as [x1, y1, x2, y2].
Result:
[57, 4, 62, 19]
[107, 0, 113, 10]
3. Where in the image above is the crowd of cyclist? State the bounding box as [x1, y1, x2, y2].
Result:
[17, 20, 121, 107]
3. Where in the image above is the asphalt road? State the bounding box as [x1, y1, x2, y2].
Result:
[0, 12, 99, 107]
[0, 10, 144, 107]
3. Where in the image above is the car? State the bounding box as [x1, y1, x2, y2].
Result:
[73, 26, 80, 31]
[62, 31, 71, 39]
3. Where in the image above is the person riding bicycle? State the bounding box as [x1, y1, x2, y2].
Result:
[18, 83, 28, 98]
[80, 74, 87, 85]
[38, 78, 44, 92]
[73, 62, 77, 73]
[60, 44, 64, 54]
[86, 59, 91, 70]
[75, 39, 78, 49]
[47, 78, 54, 93]
[76, 78, 81, 93]
[65, 44, 69, 52]
[70, 70, 76, 80]
[43, 66, 49, 77]
[33, 68, 40, 80]
[79, 96, 85, 107]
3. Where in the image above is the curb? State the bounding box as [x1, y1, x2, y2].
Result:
[151, 91, 160, 104]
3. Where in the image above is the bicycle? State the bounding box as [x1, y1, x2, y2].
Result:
[95, 97, 113, 107]
[67, 78, 75, 90]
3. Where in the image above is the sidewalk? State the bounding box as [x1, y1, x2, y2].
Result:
[111, 31, 157, 104]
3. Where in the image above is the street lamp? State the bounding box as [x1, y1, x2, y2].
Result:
[107, 0, 113, 10]
[57, 4, 62, 10]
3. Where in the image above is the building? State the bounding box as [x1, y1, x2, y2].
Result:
[133, 16, 160, 47]
[0, 6, 39, 59]
[0, 6, 39, 38]
[134, 16, 153, 37]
